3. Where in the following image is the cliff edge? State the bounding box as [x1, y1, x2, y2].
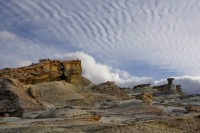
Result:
[0, 59, 85, 85]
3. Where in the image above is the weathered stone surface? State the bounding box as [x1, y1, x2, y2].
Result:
[133, 84, 151, 89]
[36, 106, 93, 119]
[24, 81, 87, 106]
[0, 76, 45, 117]
[133, 84, 154, 94]
[0, 59, 83, 85]
[27, 87, 37, 99]
[91, 81, 130, 100]
[185, 106, 200, 112]
[0, 78, 90, 117]
[135, 92, 153, 104]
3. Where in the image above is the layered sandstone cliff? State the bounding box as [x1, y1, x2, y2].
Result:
[0, 59, 90, 117]
[0, 59, 83, 85]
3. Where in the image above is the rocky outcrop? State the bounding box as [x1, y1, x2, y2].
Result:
[133, 84, 151, 89]
[0, 77, 89, 117]
[167, 78, 174, 90]
[0, 59, 92, 117]
[133, 84, 153, 94]
[153, 78, 182, 96]
[132, 78, 183, 97]
[0, 76, 45, 117]
[0, 59, 83, 85]
[25, 81, 87, 106]
[91, 81, 130, 100]
[176, 85, 185, 96]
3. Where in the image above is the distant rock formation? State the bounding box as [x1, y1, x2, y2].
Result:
[134, 84, 151, 89]
[91, 81, 130, 100]
[167, 78, 174, 90]
[133, 84, 153, 94]
[176, 85, 185, 96]
[153, 78, 182, 96]
[131, 78, 184, 104]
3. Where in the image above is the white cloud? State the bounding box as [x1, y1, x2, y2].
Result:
[173, 76, 200, 94]
[55, 51, 154, 86]
[56, 52, 200, 94]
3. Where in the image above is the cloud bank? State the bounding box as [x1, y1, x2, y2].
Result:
[56, 51, 200, 94]
[55, 51, 154, 85]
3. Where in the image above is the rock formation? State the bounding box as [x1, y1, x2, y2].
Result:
[91, 81, 130, 100]
[176, 85, 185, 96]
[133, 83, 153, 94]
[25, 81, 87, 106]
[0, 59, 90, 117]
[0, 76, 45, 117]
[153, 78, 181, 96]
[133, 84, 151, 89]
[0, 59, 83, 85]
[167, 78, 174, 90]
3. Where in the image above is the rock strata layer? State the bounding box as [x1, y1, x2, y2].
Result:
[0, 59, 83, 85]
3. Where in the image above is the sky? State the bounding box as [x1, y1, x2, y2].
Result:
[1, 0, 200, 94]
